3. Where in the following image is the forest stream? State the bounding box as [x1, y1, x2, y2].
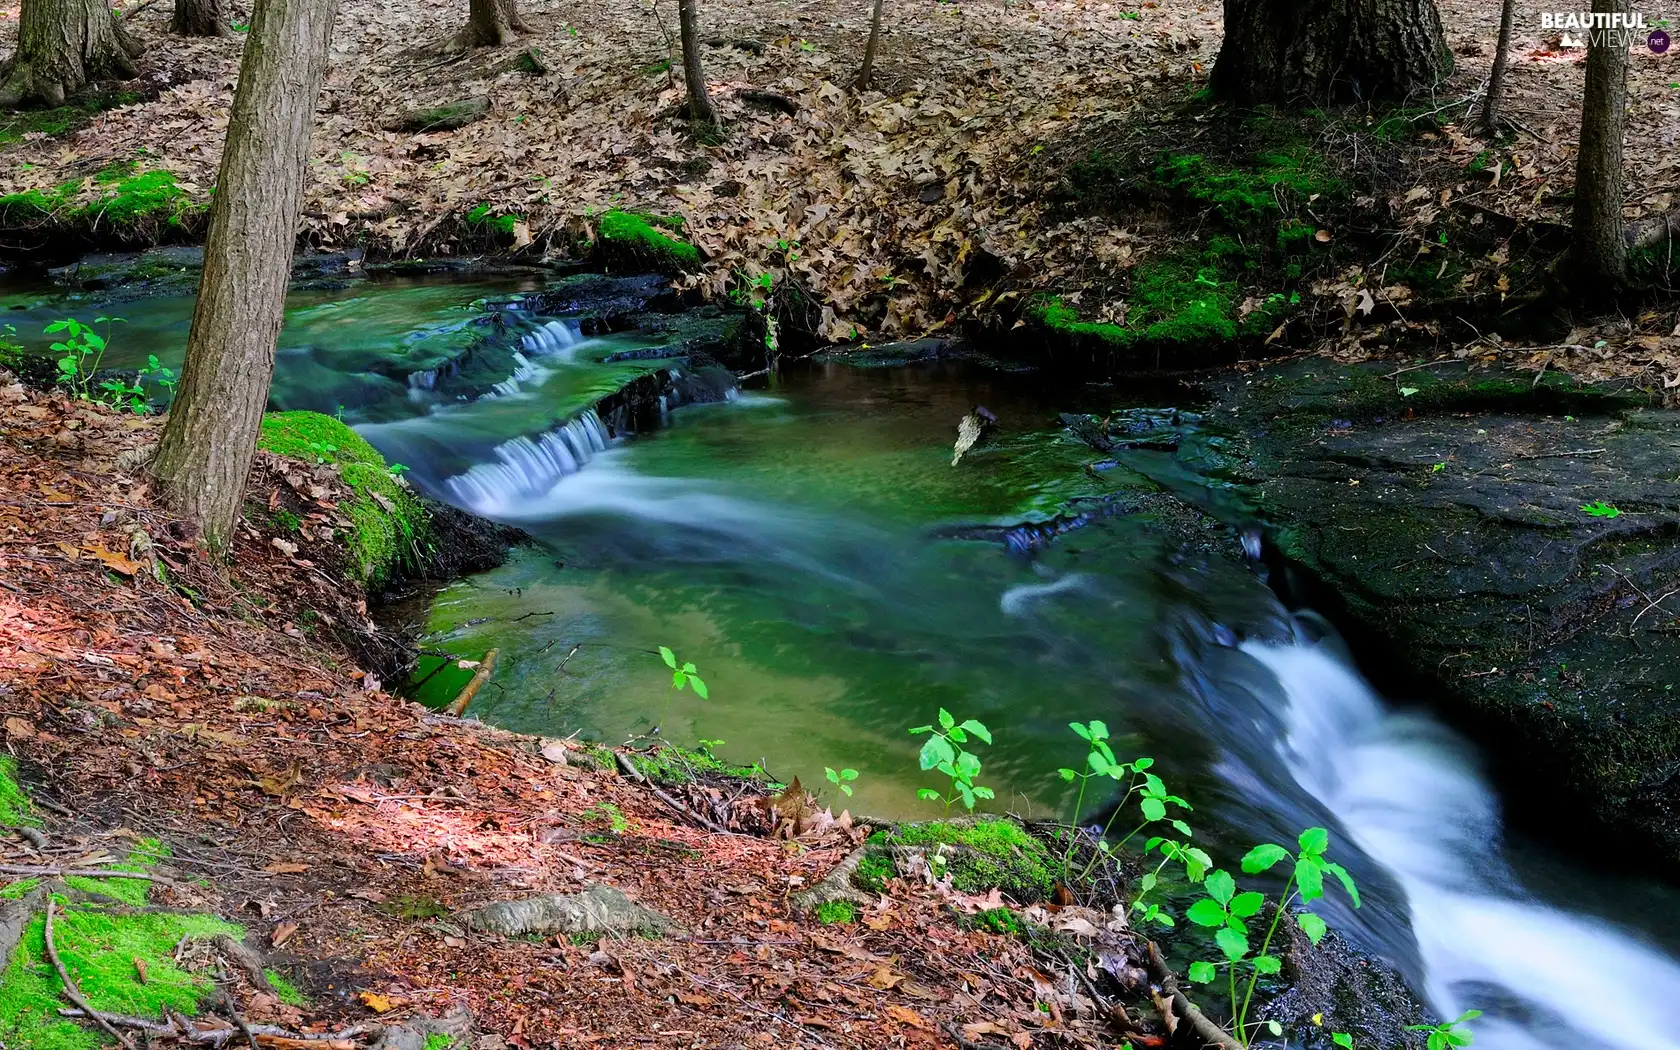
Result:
[7, 270, 1680, 1050]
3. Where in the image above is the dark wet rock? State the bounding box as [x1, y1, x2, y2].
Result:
[1261, 923, 1430, 1049]
[595, 363, 739, 437]
[1068, 359, 1680, 867]
[46, 247, 366, 298]
[523, 273, 680, 323]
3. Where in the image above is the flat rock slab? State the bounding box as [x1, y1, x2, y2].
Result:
[464, 885, 676, 938]
[1072, 359, 1680, 866]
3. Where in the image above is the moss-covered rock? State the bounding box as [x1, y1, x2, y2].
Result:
[869, 818, 1057, 902]
[256, 411, 428, 589]
[592, 210, 701, 275]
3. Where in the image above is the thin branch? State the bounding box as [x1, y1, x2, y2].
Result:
[46, 899, 136, 1049]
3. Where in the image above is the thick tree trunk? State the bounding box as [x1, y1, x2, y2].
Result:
[172, 0, 231, 37]
[0, 0, 144, 108]
[857, 0, 885, 90]
[455, 0, 529, 47]
[1571, 0, 1632, 295]
[1211, 0, 1449, 104]
[1479, 0, 1516, 132]
[677, 0, 716, 124]
[149, 0, 337, 553]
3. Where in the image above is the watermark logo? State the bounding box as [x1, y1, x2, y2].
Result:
[1652, 27, 1672, 51]
[1541, 9, 1659, 48]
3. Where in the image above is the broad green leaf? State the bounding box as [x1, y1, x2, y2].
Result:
[957, 783, 976, 809]
[82, 331, 105, 350]
[1058, 768, 1077, 782]
[1333, 1034, 1355, 1049]
[45, 320, 68, 332]
[1325, 861, 1360, 907]
[1297, 911, 1327, 945]
[919, 736, 953, 771]
[1254, 954, 1282, 975]
[960, 719, 992, 744]
[659, 646, 677, 668]
[825, 767, 840, 783]
[840, 784, 853, 796]
[1142, 772, 1165, 795]
[1241, 843, 1289, 873]
[973, 785, 995, 799]
[955, 751, 981, 778]
[671, 670, 686, 690]
[1185, 899, 1227, 927]
[681, 662, 696, 673]
[937, 708, 955, 730]
[936, 760, 957, 778]
[1069, 722, 1091, 740]
[916, 788, 941, 801]
[948, 726, 968, 744]
[840, 769, 858, 781]
[909, 725, 933, 735]
[1087, 719, 1108, 741]
[1214, 926, 1249, 962]
[1429, 1033, 1447, 1050]
[1296, 857, 1325, 902]
[1139, 872, 1157, 892]
[1298, 826, 1329, 855]
[1132, 756, 1153, 770]
[1446, 1032, 1472, 1048]
[689, 676, 708, 700]
[1140, 797, 1166, 821]
[1454, 1011, 1483, 1024]
[1204, 869, 1235, 905]
[1186, 961, 1216, 984]
[1228, 891, 1264, 919]
[1171, 819, 1193, 837]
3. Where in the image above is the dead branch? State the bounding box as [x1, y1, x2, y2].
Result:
[0, 863, 174, 884]
[1145, 940, 1242, 1050]
[613, 751, 732, 835]
[214, 933, 275, 992]
[733, 88, 798, 115]
[59, 1009, 365, 1047]
[46, 898, 136, 1049]
[444, 648, 498, 716]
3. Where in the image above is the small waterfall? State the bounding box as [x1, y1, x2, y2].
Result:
[442, 410, 611, 515]
[1246, 639, 1680, 1050]
[486, 351, 551, 399]
[522, 319, 582, 359]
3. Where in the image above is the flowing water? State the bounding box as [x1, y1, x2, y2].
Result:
[8, 271, 1680, 1047]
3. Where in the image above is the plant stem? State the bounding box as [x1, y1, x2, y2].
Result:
[1062, 774, 1090, 878]
[1236, 880, 1297, 1041]
[1230, 965, 1241, 1048]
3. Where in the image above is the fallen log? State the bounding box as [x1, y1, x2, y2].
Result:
[444, 649, 498, 716]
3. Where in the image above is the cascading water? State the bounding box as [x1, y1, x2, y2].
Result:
[441, 409, 612, 515]
[1237, 636, 1680, 1050]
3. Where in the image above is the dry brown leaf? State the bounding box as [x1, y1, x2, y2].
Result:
[885, 1005, 929, 1028]
[270, 920, 299, 947]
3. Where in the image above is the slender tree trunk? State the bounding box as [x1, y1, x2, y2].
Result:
[1211, 0, 1449, 104]
[456, 0, 529, 47]
[677, 0, 715, 124]
[172, 0, 231, 37]
[150, 0, 337, 553]
[857, 0, 885, 90]
[0, 0, 144, 108]
[1571, 0, 1632, 295]
[1479, 0, 1516, 132]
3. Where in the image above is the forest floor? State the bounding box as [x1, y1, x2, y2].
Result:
[0, 380, 1164, 1049]
[3, 0, 1680, 390]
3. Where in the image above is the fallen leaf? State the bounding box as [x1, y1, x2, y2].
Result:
[270, 921, 299, 947]
[4, 717, 36, 739]
[265, 862, 310, 874]
[358, 990, 404, 1013]
[885, 1005, 929, 1029]
[84, 545, 141, 575]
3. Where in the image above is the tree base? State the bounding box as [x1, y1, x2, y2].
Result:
[0, 11, 143, 109]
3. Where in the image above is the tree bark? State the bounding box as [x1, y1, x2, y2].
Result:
[1210, 0, 1449, 104]
[455, 0, 529, 48]
[1571, 0, 1632, 295]
[677, 0, 716, 124]
[149, 0, 337, 553]
[172, 0, 231, 37]
[857, 0, 885, 90]
[1479, 0, 1516, 132]
[0, 0, 144, 108]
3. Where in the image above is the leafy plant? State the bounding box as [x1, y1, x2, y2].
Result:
[657, 646, 708, 698]
[98, 374, 147, 413]
[138, 354, 177, 398]
[1580, 500, 1621, 518]
[1186, 828, 1360, 1047]
[1407, 1010, 1482, 1050]
[48, 315, 124, 400]
[0, 323, 21, 371]
[824, 766, 859, 797]
[1056, 721, 1192, 882]
[696, 738, 724, 756]
[1131, 833, 1212, 927]
[909, 708, 993, 812]
[305, 440, 339, 464]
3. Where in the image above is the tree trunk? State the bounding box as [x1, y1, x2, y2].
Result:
[1571, 0, 1632, 295]
[0, 0, 144, 108]
[455, 0, 529, 47]
[149, 0, 337, 553]
[857, 0, 885, 90]
[1210, 0, 1449, 104]
[172, 0, 231, 37]
[677, 0, 715, 124]
[1479, 0, 1516, 132]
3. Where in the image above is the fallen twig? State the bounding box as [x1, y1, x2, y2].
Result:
[1145, 940, 1241, 1050]
[59, 1009, 365, 1048]
[0, 863, 173, 884]
[613, 752, 732, 835]
[46, 898, 136, 1049]
[444, 648, 498, 716]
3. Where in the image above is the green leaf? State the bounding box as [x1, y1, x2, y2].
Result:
[1088, 751, 1111, 776]
[1186, 899, 1227, 927]
[957, 783, 976, 809]
[954, 751, 981, 779]
[681, 661, 696, 674]
[1297, 911, 1327, 945]
[1445, 1032, 1472, 1048]
[1325, 861, 1360, 907]
[689, 676, 708, 700]
[1171, 819, 1193, 837]
[82, 331, 105, 350]
[909, 725, 933, 735]
[1140, 797, 1166, 821]
[1242, 843, 1289, 873]
[1454, 1011, 1483, 1025]
[659, 646, 677, 669]
[1086, 719, 1108, 741]
[825, 767, 840, 783]
[972, 785, 995, 800]
[960, 719, 992, 744]
[937, 708, 955, 730]
[1069, 722, 1091, 741]
[948, 726, 968, 744]
[840, 784, 853, 796]
[671, 670, 686, 690]
[1058, 768, 1077, 782]
[1204, 869, 1235, 905]
[1214, 926, 1249, 962]
[1296, 857, 1325, 902]
[1253, 954, 1282, 975]
[1132, 756, 1153, 770]
[919, 736, 954, 771]
[1333, 1034, 1355, 1049]
[1184, 848, 1213, 882]
[1298, 826, 1329, 855]
[1186, 961, 1216, 984]
[44, 320, 68, 333]
[916, 788, 941, 801]
[840, 769, 858, 781]
[1139, 873, 1157, 892]
[1228, 892, 1264, 919]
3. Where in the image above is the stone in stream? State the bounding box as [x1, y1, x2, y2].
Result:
[1068, 359, 1680, 867]
[463, 884, 677, 938]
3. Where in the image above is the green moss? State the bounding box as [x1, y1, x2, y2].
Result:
[869, 819, 1056, 902]
[424, 1035, 457, 1050]
[0, 91, 141, 147]
[1027, 296, 1131, 347]
[594, 210, 701, 274]
[1153, 149, 1341, 226]
[257, 411, 427, 587]
[962, 907, 1022, 936]
[0, 757, 39, 829]
[814, 899, 856, 925]
[466, 202, 521, 236]
[627, 743, 771, 786]
[0, 905, 240, 1050]
[266, 969, 308, 1007]
[0, 167, 204, 233]
[851, 850, 895, 895]
[0, 879, 41, 900]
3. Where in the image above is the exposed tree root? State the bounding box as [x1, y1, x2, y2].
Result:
[789, 845, 872, 914]
[47, 897, 137, 1049]
[1145, 940, 1243, 1050]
